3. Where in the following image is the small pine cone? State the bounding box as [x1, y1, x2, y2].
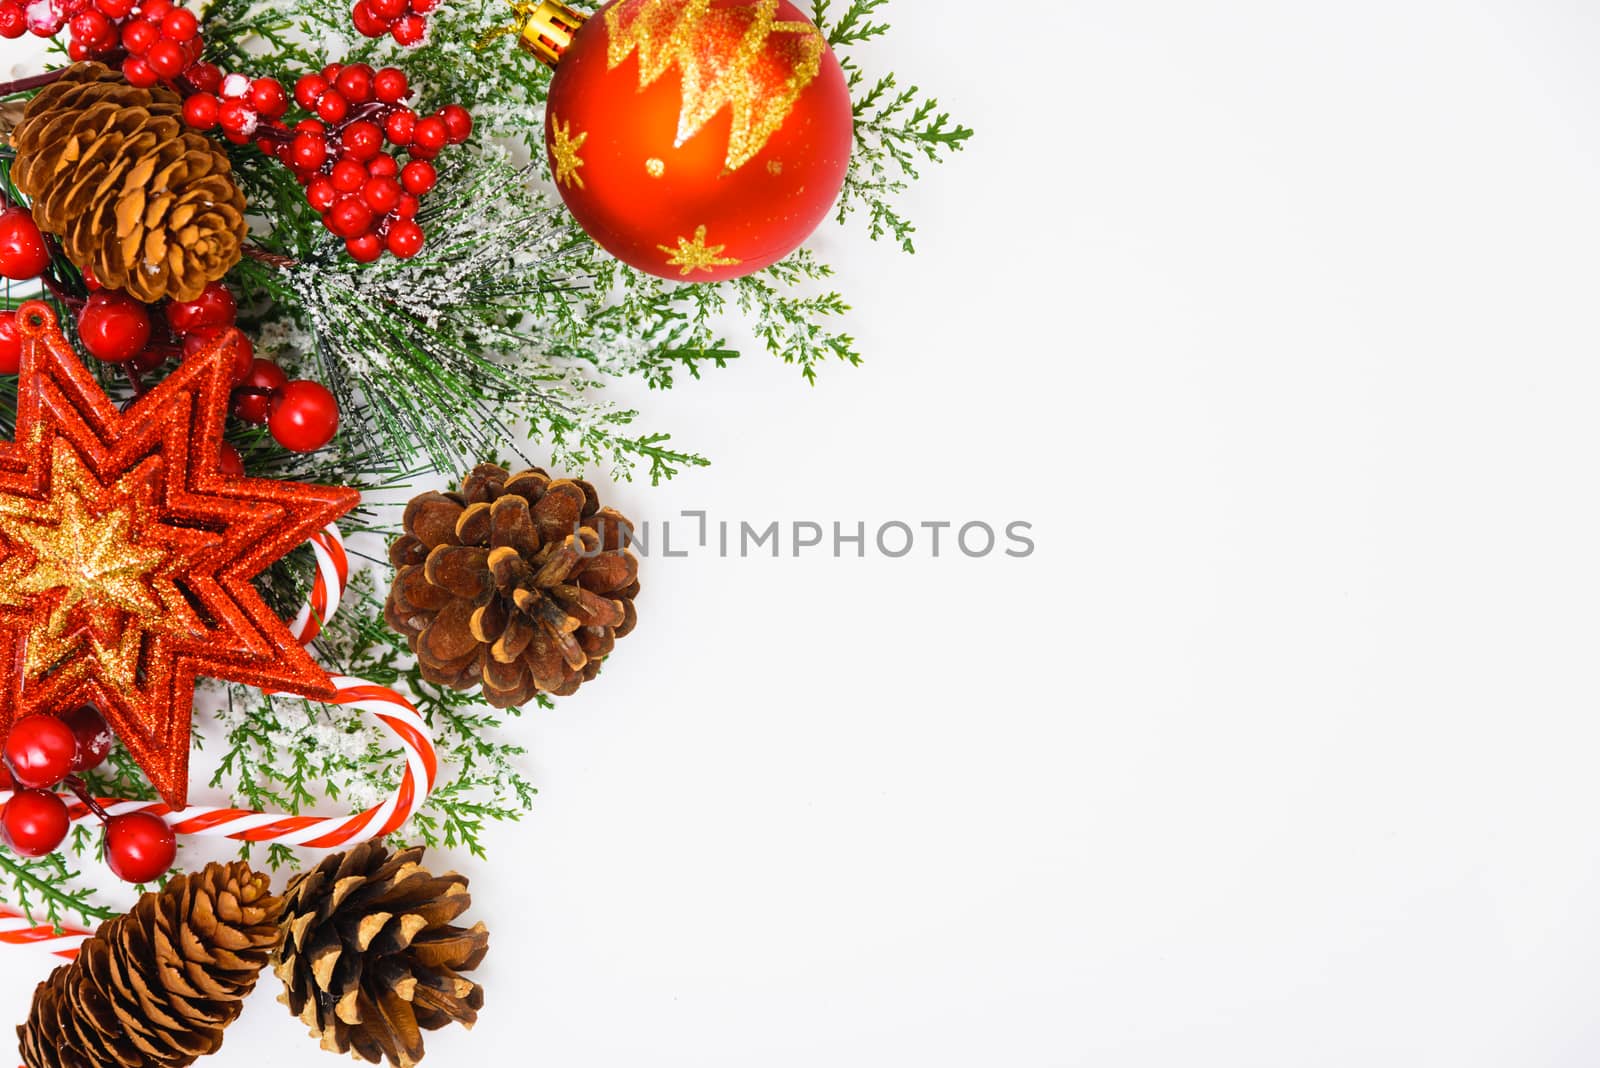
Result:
[17, 862, 283, 1068]
[10, 62, 248, 303]
[384, 463, 640, 706]
[274, 843, 488, 1068]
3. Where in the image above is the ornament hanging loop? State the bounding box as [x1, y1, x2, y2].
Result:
[480, 0, 586, 65]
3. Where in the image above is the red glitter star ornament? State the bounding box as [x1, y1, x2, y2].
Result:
[0, 302, 359, 808]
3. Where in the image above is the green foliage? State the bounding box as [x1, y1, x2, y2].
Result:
[0, 0, 966, 927]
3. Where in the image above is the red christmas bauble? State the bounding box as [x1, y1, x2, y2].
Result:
[545, 0, 853, 283]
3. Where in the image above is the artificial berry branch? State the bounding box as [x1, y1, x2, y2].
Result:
[4, 0, 470, 264]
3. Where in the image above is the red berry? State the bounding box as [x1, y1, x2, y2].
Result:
[334, 63, 373, 103]
[77, 293, 152, 364]
[122, 55, 159, 87]
[373, 66, 408, 104]
[345, 233, 382, 263]
[399, 159, 436, 196]
[183, 92, 219, 130]
[67, 38, 92, 61]
[438, 104, 472, 144]
[368, 0, 405, 18]
[350, 0, 386, 37]
[383, 108, 415, 146]
[293, 73, 327, 110]
[130, 347, 169, 373]
[331, 159, 367, 194]
[121, 16, 156, 53]
[59, 704, 112, 774]
[104, 811, 176, 883]
[395, 193, 420, 219]
[0, 311, 20, 374]
[233, 358, 287, 423]
[218, 441, 245, 476]
[411, 115, 447, 154]
[218, 98, 255, 135]
[0, 762, 11, 791]
[315, 89, 349, 124]
[165, 281, 236, 334]
[360, 175, 401, 214]
[412, 0, 437, 12]
[0, 207, 51, 281]
[366, 153, 399, 179]
[96, 0, 134, 15]
[341, 119, 382, 161]
[146, 38, 186, 78]
[144, 0, 173, 19]
[1, 789, 69, 858]
[3, 715, 77, 789]
[187, 60, 222, 93]
[306, 177, 338, 213]
[321, 63, 343, 81]
[289, 131, 328, 171]
[0, 6, 25, 37]
[385, 219, 424, 259]
[160, 6, 196, 40]
[269, 380, 340, 452]
[325, 196, 373, 240]
[391, 12, 425, 45]
[69, 9, 112, 49]
[250, 78, 288, 119]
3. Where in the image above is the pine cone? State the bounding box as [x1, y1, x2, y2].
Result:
[17, 862, 283, 1068]
[10, 62, 248, 303]
[274, 843, 488, 1068]
[384, 463, 640, 706]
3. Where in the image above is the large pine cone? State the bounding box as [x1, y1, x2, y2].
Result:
[384, 463, 640, 706]
[17, 862, 283, 1068]
[10, 62, 248, 303]
[274, 843, 488, 1068]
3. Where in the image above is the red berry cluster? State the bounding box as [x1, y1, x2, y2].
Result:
[351, 0, 436, 47]
[183, 70, 290, 145]
[15, 0, 473, 267]
[260, 64, 469, 262]
[0, 706, 177, 884]
[115, 0, 201, 85]
[0, 208, 343, 452]
[0, 206, 55, 375]
[74, 281, 343, 453]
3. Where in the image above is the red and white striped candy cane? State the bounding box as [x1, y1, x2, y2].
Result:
[289, 524, 350, 645]
[0, 906, 91, 961]
[0, 522, 439, 957]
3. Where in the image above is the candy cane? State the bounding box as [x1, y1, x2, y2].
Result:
[288, 524, 350, 645]
[0, 522, 439, 955]
[0, 906, 91, 961]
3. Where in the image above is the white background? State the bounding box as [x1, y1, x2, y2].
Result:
[10, 1, 1600, 1064]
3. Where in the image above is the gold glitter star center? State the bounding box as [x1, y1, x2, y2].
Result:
[0, 440, 213, 692]
[658, 226, 742, 276]
[549, 115, 589, 190]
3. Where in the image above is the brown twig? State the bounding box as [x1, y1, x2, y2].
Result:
[0, 68, 69, 98]
[242, 245, 299, 269]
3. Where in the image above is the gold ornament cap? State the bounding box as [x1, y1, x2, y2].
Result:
[513, 0, 587, 66]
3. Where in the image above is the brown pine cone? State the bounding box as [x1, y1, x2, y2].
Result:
[10, 62, 248, 303]
[17, 861, 283, 1068]
[384, 463, 640, 706]
[274, 843, 488, 1068]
